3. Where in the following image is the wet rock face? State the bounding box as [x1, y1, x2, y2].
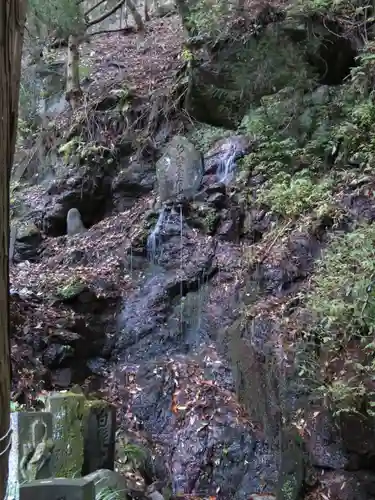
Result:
[156, 135, 204, 202]
[312, 470, 375, 500]
[228, 314, 284, 445]
[338, 413, 375, 470]
[119, 349, 278, 498]
[254, 231, 323, 296]
[109, 146, 310, 496]
[339, 183, 375, 222]
[39, 315, 109, 386]
[16, 125, 375, 498]
[114, 214, 218, 361]
[304, 409, 349, 470]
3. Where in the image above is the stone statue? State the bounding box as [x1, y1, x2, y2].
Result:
[156, 135, 204, 203]
[20, 419, 55, 481]
[66, 208, 86, 236]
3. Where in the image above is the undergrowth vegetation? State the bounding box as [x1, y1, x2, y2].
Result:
[296, 223, 375, 417]
[256, 170, 334, 218]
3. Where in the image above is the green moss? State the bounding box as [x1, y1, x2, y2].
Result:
[188, 203, 220, 235]
[57, 277, 86, 300]
[10, 401, 25, 412]
[84, 398, 107, 408]
[145, 211, 160, 227]
[280, 477, 298, 500]
[10, 181, 27, 219]
[161, 485, 173, 500]
[80, 63, 91, 80]
[83, 398, 110, 416]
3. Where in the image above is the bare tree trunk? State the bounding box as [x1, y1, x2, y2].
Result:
[65, 34, 83, 110]
[0, 1, 27, 498]
[120, 3, 124, 28]
[9, 224, 17, 265]
[123, 2, 129, 26]
[125, 0, 144, 30]
[144, 0, 150, 22]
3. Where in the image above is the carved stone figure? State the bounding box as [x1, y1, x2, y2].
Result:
[20, 419, 55, 482]
[66, 208, 86, 236]
[156, 135, 204, 203]
[8, 411, 54, 498]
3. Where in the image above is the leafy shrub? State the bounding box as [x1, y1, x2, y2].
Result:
[257, 170, 334, 218]
[309, 224, 375, 338]
[335, 97, 375, 167]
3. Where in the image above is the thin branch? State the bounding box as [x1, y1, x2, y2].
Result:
[88, 26, 135, 37]
[87, 0, 126, 28]
[84, 0, 107, 18]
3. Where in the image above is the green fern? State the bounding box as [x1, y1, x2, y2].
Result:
[96, 487, 125, 500]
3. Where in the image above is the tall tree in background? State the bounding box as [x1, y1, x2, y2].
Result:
[0, 1, 27, 498]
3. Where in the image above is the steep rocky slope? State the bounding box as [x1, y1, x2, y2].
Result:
[10, 1, 375, 498]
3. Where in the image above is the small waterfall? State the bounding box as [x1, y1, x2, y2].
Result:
[147, 207, 167, 265]
[216, 149, 238, 184]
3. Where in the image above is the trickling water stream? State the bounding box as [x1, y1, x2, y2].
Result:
[145, 202, 210, 349]
[147, 206, 167, 264]
[216, 149, 238, 184]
